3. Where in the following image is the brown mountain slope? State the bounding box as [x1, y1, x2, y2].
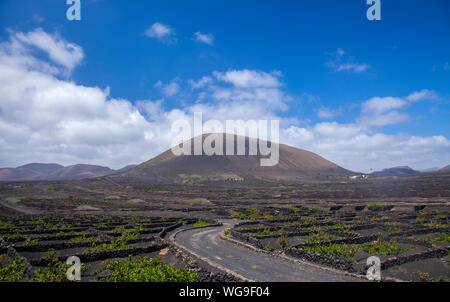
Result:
[110, 134, 352, 184]
[0, 167, 44, 182]
[0, 163, 115, 182]
[49, 164, 115, 180]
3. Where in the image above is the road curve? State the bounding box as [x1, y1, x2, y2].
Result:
[173, 220, 363, 282]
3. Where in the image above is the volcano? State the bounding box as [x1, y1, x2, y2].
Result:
[108, 134, 352, 184]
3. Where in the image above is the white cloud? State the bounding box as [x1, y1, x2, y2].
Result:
[9, 28, 84, 73]
[213, 69, 282, 88]
[155, 80, 180, 97]
[405, 89, 438, 102]
[317, 107, 336, 119]
[189, 76, 213, 89]
[193, 32, 214, 45]
[0, 29, 449, 173]
[328, 48, 370, 73]
[358, 90, 438, 127]
[281, 126, 450, 173]
[145, 22, 175, 44]
[335, 63, 370, 73]
[362, 96, 407, 114]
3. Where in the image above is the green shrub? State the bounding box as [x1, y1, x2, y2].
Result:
[304, 243, 358, 260]
[0, 256, 28, 282]
[305, 231, 335, 243]
[309, 206, 324, 212]
[421, 233, 450, 243]
[0, 220, 14, 229]
[97, 256, 199, 282]
[192, 220, 213, 227]
[264, 245, 275, 252]
[256, 228, 271, 236]
[84, 240, 129, 253]
[367, 204, 383, 211]
[422, 221, 449, 228]
[362, 239, 410, 255]
[24, 237, 39, 246]
[231, 212, 247, 220]
[279, 206, 301, 212]
[418, 271, 450, 282]
[277, 235, 290, 249]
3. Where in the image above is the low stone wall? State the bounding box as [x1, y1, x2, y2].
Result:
[30, 242, 169, 266]
[285, 247, 356, 272]
[0, 227, 89, 235]
[158, 222, 185, 238]
[326, 229, 360, 238]
[381, 247, 449, 270]
[230, 230, 263, 249]
[292, 234, 379, 249]
[14, 236, 157, 252]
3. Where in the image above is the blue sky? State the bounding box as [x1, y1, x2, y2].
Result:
[0, 0, 449, 172]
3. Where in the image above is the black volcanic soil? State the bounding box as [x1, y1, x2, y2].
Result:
[0, 170, 448, 282]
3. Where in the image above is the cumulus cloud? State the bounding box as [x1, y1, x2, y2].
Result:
[358, 90, 439, 127]
[281, 125, 450, 173]
[193, 32, 214, 45]
[189, 76, 213, 89]
[155, 80, 180, 97]
[145, 22, 176, 44]
[0, 29, 449, 172]
[213, 69, 282, 88]
[5, 28, 84, 73]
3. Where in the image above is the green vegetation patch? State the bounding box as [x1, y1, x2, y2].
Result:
[96, 256, 199, 282]
[362, 239, 410, 256]
[279, 206, 301, 212]
[256, 228, 272, 237]
[264, 245, 275, 252]
[367, 204, 383, 211]
[84, 240, 130, 253]
[30, 250, 89, 282]
[305, 231, 335, 243]
[231, 211, 247, 220]
[0, 220, 14, 229]
[422, 221, 449, 228]
[421, 233, 450, 243]
[84, 229, 138, 253]
[309, 206, 324, 212]
[192, 219, 214, 227]
[277, 235, 290, 249]
[418, 271, 450, 282]
[0, 255, 28, 282]
[303, 243, 358, 260]
[24, 237, 39, 246]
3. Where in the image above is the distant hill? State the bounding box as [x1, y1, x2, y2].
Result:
[18, 163, 64, 175]
[371, 166, 420, 176]
[108, 134, 352, 184]
[0, 167, 44, 182]
[116, 164, 137, 173]
[0, 163, 115, 181]
[439, 165, 450, 171]
[48, 164, 115, 180]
